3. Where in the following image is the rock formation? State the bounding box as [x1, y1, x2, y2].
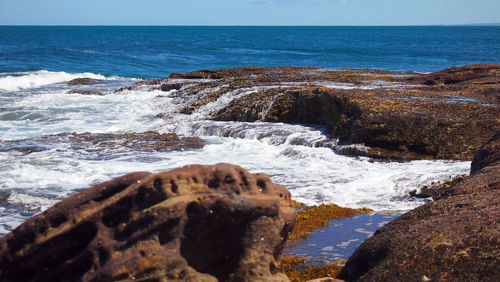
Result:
[0, 131, 204, 155]
[0, 164, 296, 281]
[67, 78, 100, 86]
[409, 63, 500, 86]
[337, 133, 500, 281]
[119, 64, 500, 161]
[471, 131, 500, 174]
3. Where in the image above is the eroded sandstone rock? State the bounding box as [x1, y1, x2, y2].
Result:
[0, 164, 296, 281]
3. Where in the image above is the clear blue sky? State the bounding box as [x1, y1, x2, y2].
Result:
[1, 0, 499, 26]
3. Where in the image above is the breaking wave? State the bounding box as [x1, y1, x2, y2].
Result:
[0, 70, 126, 92]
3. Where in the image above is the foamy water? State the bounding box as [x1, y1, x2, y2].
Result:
[0, 71, 471, 236]
[0, 70, 112, 92]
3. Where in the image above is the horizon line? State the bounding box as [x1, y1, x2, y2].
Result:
[1, 23, 500, 27]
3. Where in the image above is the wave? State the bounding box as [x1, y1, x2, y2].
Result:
[0, 70, 123, 92]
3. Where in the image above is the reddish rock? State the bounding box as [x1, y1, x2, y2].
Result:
[337, 137, 500, 281]
[471, 131, 500, 174]
[0, 164, 295, 281]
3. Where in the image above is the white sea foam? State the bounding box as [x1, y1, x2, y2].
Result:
[0, 70, 126, 92]
[0, 77, 472, 235]
[1, 89, 163, 140]
[0, 189, 62, 236]
[355, 228, 374, 238]
[6, 191, 60, 210]
[337, 239, 360, 248]
[0, 137, 470, 212]
[315, 81, 416, 90]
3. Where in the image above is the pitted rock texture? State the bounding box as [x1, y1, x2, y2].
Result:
[337, 136, 500, 282]
[0, 164, 296, 282]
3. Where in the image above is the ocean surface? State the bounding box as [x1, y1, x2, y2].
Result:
[0, 26, 498, 246]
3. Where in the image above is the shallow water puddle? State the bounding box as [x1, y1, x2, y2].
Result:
[284, 213, 400, 261]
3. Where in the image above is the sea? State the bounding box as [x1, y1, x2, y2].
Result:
[1, 26, 499, 257]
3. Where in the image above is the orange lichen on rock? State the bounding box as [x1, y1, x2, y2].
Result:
[289, 203, 372, 241]
[278, 255, 345, 282]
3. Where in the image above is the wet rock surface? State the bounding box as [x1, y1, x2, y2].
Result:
[67, 78, 101, 86]
[123, 64, 500, 160]
[0, 164, 296, 281]
[0, 131, 204, 155]
[337, 134, 500, 281]
[66, 89, 104, 95]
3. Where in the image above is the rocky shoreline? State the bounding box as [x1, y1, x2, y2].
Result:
[119, 63, 499, 160]
[0, 64, 498, 281]
[0, 132, 204, 155]
[338, 132, 500, 281]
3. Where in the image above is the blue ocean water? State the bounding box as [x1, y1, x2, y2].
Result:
[0, 26, 488, 241]
[1, 26, 500, 79]
[285, 213, 399, 261]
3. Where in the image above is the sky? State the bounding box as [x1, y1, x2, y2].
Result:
[1, 0, 499, 26]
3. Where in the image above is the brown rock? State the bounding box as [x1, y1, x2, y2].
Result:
[0, 164, 295, 281]
[118, 64, 500, 161]
[67, 89, 104, 95]
[161, 83, 183, 92]
[213, 88, 362, 139]
[169, 69, 223, 80]
[337, 139, 500, 281]
[67, 78, 99, 86]
[471, 131, 500, 174]
[307, 279, 345, 282]
[410, 63, 500, 85]
[0, 131, 204, 154]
